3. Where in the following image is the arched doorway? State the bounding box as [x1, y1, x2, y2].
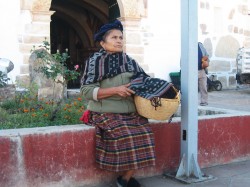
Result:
[50, 0, 120, 88]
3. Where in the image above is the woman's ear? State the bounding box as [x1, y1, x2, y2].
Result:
[100, 41, 105, 49]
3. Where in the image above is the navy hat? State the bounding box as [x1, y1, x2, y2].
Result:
[94, 19, 123, 42]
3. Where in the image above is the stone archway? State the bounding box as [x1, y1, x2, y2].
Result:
[18, 0, 148, 88]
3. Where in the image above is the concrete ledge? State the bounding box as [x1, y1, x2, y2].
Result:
[1, 114, 250, 187]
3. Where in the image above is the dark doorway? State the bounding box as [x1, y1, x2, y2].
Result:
[50, 16, 84, 89]
[50, 0, 120, 89]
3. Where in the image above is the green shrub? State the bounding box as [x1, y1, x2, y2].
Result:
[0, 39, 86, 130]
[0, 95, 87, 129]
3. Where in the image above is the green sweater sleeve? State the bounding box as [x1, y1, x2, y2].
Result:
[80, 82, 100, 100]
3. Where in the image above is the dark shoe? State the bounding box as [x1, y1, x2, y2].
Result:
[200, 102, 208, 106]
[128, 177, 141, 187]
[117, 176, 128, 187]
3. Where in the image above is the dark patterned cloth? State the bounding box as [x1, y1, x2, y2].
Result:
[130, 76, 173, 99]
[81, 48, 172, 99]
[88, 112, 156, 172]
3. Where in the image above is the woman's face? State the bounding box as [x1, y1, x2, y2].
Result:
[100, 29, 123, 53]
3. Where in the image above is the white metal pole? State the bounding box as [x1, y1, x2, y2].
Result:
[179, 0, 199, 174]
[173, 0, 214, 183]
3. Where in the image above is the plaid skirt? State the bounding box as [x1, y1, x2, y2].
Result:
[88, 112, 156, 172]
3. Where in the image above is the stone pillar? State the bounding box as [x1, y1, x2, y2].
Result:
[17, 0, 53, 87]
[119, 0, 150, 73]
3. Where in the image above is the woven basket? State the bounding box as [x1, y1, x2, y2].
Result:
[134, 89, 181, 121]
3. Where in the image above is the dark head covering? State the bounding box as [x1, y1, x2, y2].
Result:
[94, 19, 123, 42]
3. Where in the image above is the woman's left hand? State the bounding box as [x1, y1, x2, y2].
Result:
[116, 83, 135, 97]
[96, 83, 135, 99]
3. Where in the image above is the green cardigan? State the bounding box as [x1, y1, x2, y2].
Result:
[80, 72, 136, 113]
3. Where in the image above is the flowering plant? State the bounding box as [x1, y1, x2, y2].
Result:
[30, 39, 80, 86]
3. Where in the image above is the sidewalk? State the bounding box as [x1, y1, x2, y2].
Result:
[84, 87, 250, 187]
[140, 87, 250, 187]
[85, 159, 250, 187]
[206, 86, 250, 112]
[139, 159, 250, 187]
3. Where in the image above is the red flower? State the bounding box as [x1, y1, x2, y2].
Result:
[80, 110, 90, 123]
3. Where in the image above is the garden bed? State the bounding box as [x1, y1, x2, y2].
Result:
[0, 91, 86, 129]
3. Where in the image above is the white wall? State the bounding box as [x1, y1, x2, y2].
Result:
[143, 1, 181, 81]
[0, 0, 21, 83]
[1, 0, 249, 85]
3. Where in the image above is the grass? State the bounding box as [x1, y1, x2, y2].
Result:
[0, 92, 87, 129]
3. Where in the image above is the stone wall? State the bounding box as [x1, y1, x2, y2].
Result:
[14, 0, 250, 89]
[1, 114, 250, 187]
[17, 0, 54, 87]
[199, 1, 250, 89]
[16, 0, 149, 87]
[29, 49, 65, 100]
[0, 85, 15, 102]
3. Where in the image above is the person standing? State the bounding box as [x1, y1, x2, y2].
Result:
[198, 42, 210, 106]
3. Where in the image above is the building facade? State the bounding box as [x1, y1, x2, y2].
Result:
[1, 0, 250, 89]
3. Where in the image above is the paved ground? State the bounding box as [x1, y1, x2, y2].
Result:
[206, 86, 250, 112]
[139, 159, 250, 187]
[84, 86, 250, 187]
[85, 159, 250, 187]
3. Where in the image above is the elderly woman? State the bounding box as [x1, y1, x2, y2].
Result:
[81, 19, 173, 187]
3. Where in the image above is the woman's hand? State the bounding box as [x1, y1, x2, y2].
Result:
[116, 83, 135, 97]
[97, 83, 135, 100]
[202, 56, 209, 69]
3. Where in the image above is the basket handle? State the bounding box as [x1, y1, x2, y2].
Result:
[172, 86, 181, 99]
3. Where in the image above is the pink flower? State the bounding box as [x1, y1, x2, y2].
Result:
[74, 65, 79, 70]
